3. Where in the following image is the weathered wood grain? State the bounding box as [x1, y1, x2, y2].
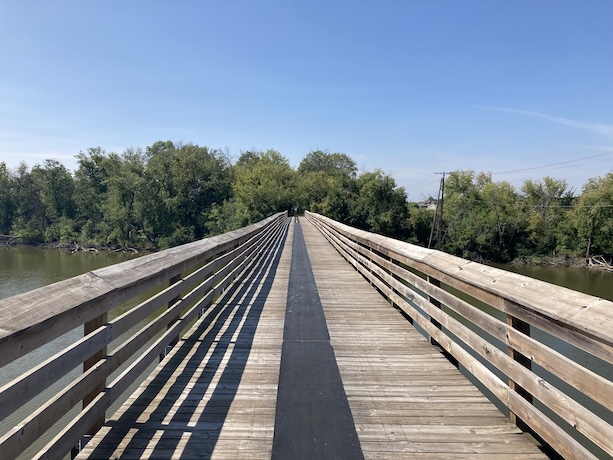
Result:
[5, 210, 610, 459]
[74, 217, 292, 459]
[0, 214, 287, 460]
[300, 218, 549, 460]
[307, 211, 610, 459]
[308, 212, 613, 354]
[0, 213, 286, 367]
[75, 217, 548, 460]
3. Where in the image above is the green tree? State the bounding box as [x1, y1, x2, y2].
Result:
[520, 177, 574, 256]
[407, 205, 434, 246]
[297, 150, 357, 178]
[32, 160, 75, 222]
[100, 149, 147, 245]
[479, 174, 524, 261]
[296, 170, 354, 221]
[30, 160, 77, 242]
[204, 198, 246, 235]
[140, 141, 232, 247]
[443, 171, 524, 262]
[12, 162, 46, 242]
[137, 142, 176, 245]
[232, 149, 295, 223]
[74, 147, 113, 241]
[442, 170, 482, 258]
[168, 143, 232, 237]
[349, 169, 409, 238]
[0, 162, 14, 234]
[572, 173, 613, 257]
[296, 150, 358, 221]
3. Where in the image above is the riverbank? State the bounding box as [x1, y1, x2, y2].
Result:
[4, 237, 612, 272]
[511, 254, 613, 272]
[0, 239, 154, 254]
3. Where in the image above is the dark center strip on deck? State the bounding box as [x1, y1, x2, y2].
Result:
[272, 221, 364, 460]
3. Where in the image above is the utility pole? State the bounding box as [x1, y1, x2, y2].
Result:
[426, 172, 456, 366]
[428, 172, 446, 250]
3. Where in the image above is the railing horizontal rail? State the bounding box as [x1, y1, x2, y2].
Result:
[306, 211, 613, 460]
[0, 214, 281, 366]
[0, 212, 288, 460]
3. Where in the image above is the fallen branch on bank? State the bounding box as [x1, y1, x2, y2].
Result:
[0, 235, 20, 245]
[111, 247, 139, 253]
[70, 245, 99, 254]
[585, 255, 613, 271]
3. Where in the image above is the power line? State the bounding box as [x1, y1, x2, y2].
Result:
[403, 173, 437, 191]
[492, 152, 613, 175]
[497, 158, 612, 175]
[444, 194, 613, 209]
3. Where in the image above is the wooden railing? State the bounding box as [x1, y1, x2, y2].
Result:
[306, 211, 613, 460]
[0, 212, 287, 460]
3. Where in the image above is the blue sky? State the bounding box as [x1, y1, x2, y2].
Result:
[1, 1, 612, 200]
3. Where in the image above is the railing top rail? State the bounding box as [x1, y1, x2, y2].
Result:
[306, 211, 613, 349]
[0, 212, 286, 365]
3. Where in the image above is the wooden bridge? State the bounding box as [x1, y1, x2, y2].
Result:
[0, 212, 612, 459]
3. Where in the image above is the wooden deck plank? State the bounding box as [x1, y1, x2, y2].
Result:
[77, 221, 293, 459]
[78, 218, 548, 459]
[299, 218, 548, 459]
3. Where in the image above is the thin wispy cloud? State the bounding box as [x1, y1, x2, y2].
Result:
[21, 152, 76, 160]
[577, 145, 613, 152]
[473, 106, 613, 136]
[3, 152, 78, 167]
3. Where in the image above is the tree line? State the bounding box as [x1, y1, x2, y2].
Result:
[0, 141, 611, 263]
[435, 170, 613, 263]
[0, 143, 407, 249]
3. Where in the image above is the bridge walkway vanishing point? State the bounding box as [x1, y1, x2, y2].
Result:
[77, 218, 548, 460]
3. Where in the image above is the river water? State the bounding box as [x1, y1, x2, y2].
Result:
[0, 246, 140, 301]
[491, 262, 613, 302]
[1, 247, 612, 458]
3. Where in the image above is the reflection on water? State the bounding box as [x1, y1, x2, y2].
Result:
[0, 246, 140, 300]
[491, 262, 613, 302]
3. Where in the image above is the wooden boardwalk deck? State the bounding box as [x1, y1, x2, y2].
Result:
[77, 218, 547, 459]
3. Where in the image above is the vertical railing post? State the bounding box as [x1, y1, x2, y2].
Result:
[168, 273, 182, 336]
[83, 312, 108, 435]
[386, 253, 393, 305]
[428, 276, 442, 347]
[233, 242, 241, 282]
[428, 276, 458, 367]
[507, 314, 533, 430]
[388, 255, 413, 325]
[160, 273, 182, 361]
[368, 245, 375, 286]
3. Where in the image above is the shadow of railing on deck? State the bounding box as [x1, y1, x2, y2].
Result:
[86, 226, 287, 459]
